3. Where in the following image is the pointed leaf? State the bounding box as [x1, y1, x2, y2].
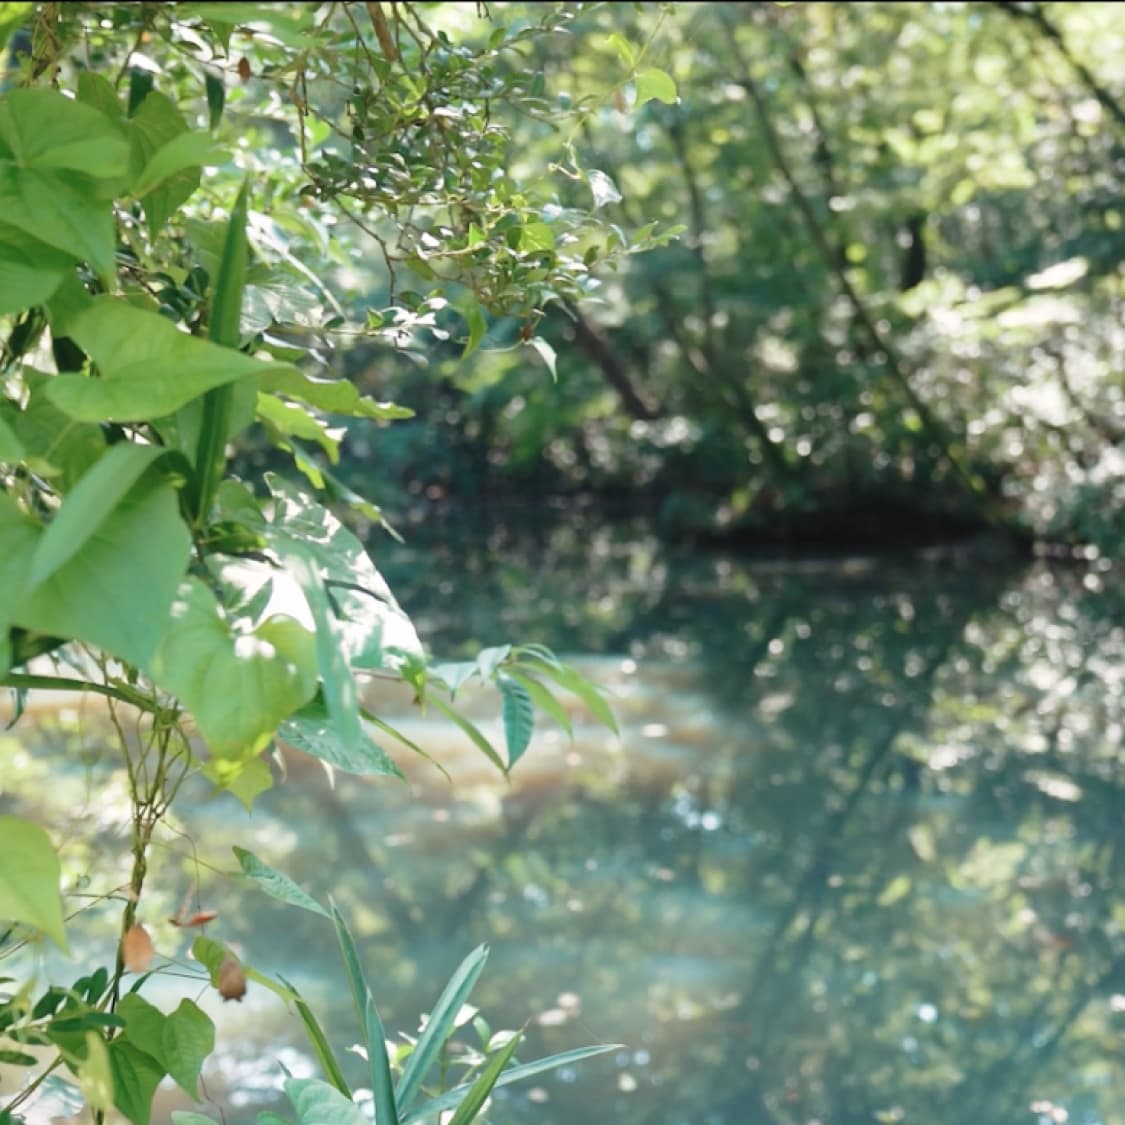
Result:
[0, 815, 68, 951]
[0, 164, 116, 281]
[147, 578, 318, 759]
[278, 976, 350, 1097]
[428, 695, 507, 775]
[528, 336, 557, 380]
[428, 660, 479, 697]
[283, 1078, 369, 1125]
[526, 659, 618, 734]
[162, 1000, 214, 1100]
[446, 1026, 524, 1125]
[587, 169, 621, 209]
[28, 443, 164, 586]
[132, 130, 227, 198]
[475, 645, 511, 681]
[259, 367, 413, 421]
[402, 1045, 621, 1124]
[0, 89, 129, 177]
[0, 478, 190, 669]
[497, 674, 534, 768]
[395, 945, 489, 1114]
[49, 297, 298, 423]
[330, 904, 399, 1125]
[204, 72, 225, 131]
[279, 697, 403, 778]
[634, 67, 677, 106]
[233, 846, 329, 918]
[109, 1039, 165, 1125]
[507, 671, 572, 737]
[0, 223, 71, 316]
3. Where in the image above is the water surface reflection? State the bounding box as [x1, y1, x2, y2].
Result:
[2, 528, 1121, 1124]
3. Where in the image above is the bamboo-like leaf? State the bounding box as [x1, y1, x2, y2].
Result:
[193, 180, 249, 524]
[277, 975, 350, 1097]
[330, 903, 398, 1125]
[507, 670, 572, 737]
[395, 944, 489, 1114]
[524, 658, 618, 734]
[446, 1026, 524, 1125]
[427, 694, 507, 775]
[401, 1044, 620, 1124]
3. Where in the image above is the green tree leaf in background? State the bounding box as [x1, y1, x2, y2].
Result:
[0, 815, 68, 951]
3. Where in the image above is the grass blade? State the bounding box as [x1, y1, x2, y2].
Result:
[446, 1028, 524, 1125]
[278, 975, 350, 1097]
[402, 1044, 621, 1124]
[394, 944, 489, 1114]
[330, 903, 398, 1125]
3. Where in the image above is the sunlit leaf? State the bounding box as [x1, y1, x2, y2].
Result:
[497, 673, 534, 767]
[233, 846, 330, 918]
[0, 815, 68, 951]
[634, 67, 677, 106]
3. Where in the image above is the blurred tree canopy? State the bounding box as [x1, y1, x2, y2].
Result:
[341, 1, 1125, 555]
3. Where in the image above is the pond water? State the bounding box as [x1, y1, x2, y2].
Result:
[2, 519, 1122, 1125]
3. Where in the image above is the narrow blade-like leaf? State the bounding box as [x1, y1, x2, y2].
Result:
[446, 1027, 524, 1125]
[395, 945, 489, 1113]
[277, 975, 350, 1097]
[427, 695, 507, 776]
[402, 1044, 621, 1124]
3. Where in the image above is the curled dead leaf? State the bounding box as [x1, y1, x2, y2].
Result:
[121, 923, 155, 973]
[218, 954, 247, 1002]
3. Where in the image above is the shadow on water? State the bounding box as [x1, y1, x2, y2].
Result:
[1, 514, 1121, 1124]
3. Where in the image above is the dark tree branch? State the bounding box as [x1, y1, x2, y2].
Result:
[559, 299, 661, 421]
[991, 1, 1125, 134]
[718, 9, 996, 517]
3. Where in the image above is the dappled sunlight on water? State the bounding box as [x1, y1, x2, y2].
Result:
[1, 536, 1122, 1124]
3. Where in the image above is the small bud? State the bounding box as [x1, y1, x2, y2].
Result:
[218, 954, 247, 1002]
[121, 923, 155, 973]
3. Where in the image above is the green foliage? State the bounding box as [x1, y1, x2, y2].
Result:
[0, 2, 627, 1121]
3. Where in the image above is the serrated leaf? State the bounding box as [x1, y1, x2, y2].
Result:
[0, 815, 68, 951]
[278, 697, 403, 779]
[233, 846, 329, 918]
[507, 671, 572, 737]
[634, 67, 677, 106]
[525, 659, 617, 734]
[28, 443, 165, 586]
[497, 674, 534, 768]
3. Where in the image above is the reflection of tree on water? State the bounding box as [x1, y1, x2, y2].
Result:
[336, 524, 1120, 1125]
[7, 525, 1118, 1123]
